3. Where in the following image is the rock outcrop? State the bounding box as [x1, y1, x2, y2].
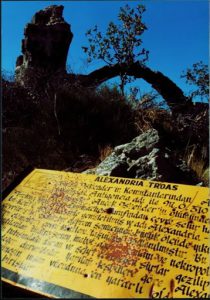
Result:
[15, 5, 73, 85]
[84, 129, 199, 185]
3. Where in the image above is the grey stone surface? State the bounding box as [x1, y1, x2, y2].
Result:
[15, 5, 73, 85]
[84, 129, 199, 185]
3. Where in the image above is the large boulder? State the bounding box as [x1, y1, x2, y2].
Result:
[15, 5, 73, 85]
[84, 129, 199, 185]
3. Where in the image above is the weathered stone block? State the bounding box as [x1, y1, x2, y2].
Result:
[15, 5, 73, 85]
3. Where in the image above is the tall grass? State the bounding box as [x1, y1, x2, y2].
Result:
[3, 75, 209, 188]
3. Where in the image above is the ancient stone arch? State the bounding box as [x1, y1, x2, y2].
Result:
[81, 62, 188, 112]
[15, 5, 189, 113]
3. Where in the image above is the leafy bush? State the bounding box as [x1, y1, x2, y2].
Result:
[2, 73, 209, 190]
[2, 79, 137, 190]
[181, 61, 209, 102]
[55, 84, 137, 156]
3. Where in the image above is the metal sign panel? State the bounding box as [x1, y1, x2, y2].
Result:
[2, 169, 210, 298]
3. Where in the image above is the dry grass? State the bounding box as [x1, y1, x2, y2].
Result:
[98, 144, 114, 162]
[2, 81, 136, 190]
[134, 107, 173, 134]
[2, 76, 209, 189]
[184, 144, 209, 185]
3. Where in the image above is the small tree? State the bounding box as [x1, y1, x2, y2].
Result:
[82, 4, 149, 95]
[181, 61, 209, 102]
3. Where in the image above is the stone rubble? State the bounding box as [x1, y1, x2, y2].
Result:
[84, 129, 199, 185]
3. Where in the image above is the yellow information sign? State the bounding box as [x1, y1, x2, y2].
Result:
[2, 169, 210, 298]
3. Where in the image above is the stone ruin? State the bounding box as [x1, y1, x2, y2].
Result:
[10, 5, 208, 186]
[15, 5, 73, 85]
[84, 129, 200, 185]
[14, 4, 208, 117]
